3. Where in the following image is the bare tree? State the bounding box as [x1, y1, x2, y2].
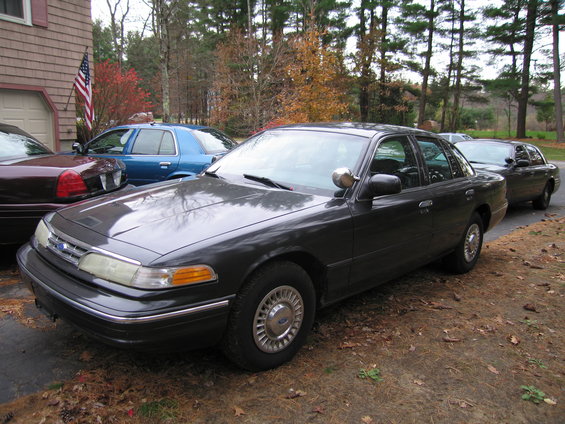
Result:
[105, 0, 130, 68]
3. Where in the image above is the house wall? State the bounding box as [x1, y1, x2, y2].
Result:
[0, 0, 93, 151]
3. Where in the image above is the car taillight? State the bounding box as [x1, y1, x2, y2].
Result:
[56, 170, 88, 197]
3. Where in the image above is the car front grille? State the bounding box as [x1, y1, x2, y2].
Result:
[46, 232, 89, 266]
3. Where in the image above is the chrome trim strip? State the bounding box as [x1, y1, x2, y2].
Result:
[29, 270, 230, 324]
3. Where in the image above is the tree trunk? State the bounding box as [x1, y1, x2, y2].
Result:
[551, 0, 564, 142]
[418, 0, 435, 127]
[449, 0, 465, 132]
[516, 0, 538, 139]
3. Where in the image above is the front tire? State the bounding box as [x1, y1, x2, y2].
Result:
[222, 261, 316, 371]
[532, 182, 552, 210]
[444, 212, 484, 274]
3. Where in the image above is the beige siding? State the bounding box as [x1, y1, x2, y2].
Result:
[0, 0, 93, 147]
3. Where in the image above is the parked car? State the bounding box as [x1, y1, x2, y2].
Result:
[18, 123, 507, 370]
[455, 139, 561, 209]
[0, 123, 128, 245]
[72, 123, 236, 186]
[439, 132, 473, 143]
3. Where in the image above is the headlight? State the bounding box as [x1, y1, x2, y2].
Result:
[78, 252, 216, 289]
[35, 220, 50, 247]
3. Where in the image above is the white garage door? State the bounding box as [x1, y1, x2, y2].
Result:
[0, 89, 55, 150]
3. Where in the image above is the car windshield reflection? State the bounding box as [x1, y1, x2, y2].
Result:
[207, 130, 368, 195]
[456, 142, 513, 166]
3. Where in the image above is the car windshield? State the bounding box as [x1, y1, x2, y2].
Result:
[207, 129, 368, 195]
[456, 142, 513, 166]
[0, 130, 52, 159]
[193, 128, 237, 153]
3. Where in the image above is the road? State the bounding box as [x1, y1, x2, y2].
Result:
[0, 162, 563, 404]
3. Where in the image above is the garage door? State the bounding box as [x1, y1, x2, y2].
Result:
[0, 89, 54, 150]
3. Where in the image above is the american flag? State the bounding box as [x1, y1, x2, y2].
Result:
[74, 52, 94, 130]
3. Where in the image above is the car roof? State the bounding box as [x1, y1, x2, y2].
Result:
[464, 138, 535, 147]
[269, 122, 439, 139]
[108, 123, 208, 131]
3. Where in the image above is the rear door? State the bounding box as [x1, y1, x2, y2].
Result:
[524, 144, 550, 198]
[415, 137, 476, 257]
[123, 128, 180, 185]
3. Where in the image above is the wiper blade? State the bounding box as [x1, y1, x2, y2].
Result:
[243, 174, 293, 191]
[203, 170, 220, 178]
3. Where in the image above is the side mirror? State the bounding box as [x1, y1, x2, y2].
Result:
[516, 159, 530, 167]
[332, 167, 360, 189]
[358, 174, 402, 200]
[504, 157, 514, 165]
[72, 142, 86, 155]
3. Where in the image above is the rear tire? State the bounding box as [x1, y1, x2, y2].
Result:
[222, 261, 316, 371]
[532, 182, 552, 210]
[444, 212, 483, 274]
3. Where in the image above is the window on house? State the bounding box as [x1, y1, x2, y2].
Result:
[1, 0, 23, 18]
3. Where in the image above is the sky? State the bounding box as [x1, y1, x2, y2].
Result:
[90, 0, 564, 83]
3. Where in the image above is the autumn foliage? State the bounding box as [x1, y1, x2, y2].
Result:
[91, 61, 153, 135]
[277, 27, 349, 124]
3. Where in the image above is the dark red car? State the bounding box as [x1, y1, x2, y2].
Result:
[0, 123, 128, 244]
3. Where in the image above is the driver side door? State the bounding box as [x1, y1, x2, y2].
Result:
[349, 136, 434, 292]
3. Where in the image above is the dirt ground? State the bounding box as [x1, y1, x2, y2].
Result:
[0, 217, 563, 424]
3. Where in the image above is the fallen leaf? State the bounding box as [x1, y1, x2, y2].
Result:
[429, 302, 453, 310]
[523, 304, 537, 312]
[312, 405, 325, 414]
[234, 406, 245, 417]
[487, 365, 500, 375]
[508, 335, 520, 345]
[338, 341, 361, 349]
[443, 336, 462, 343]
[79, 351, 93, 362]
[286, 389, 306, 399]
[453, 293, 461, 302]
[127, 408, 134, 417]
[516, 275, 524, 280]
[544, 398, 557, 405]
[361, 416, 373, 423]
[47, 399, 59, 406]
[409, 345, 416, 352]
[413, 379, 425, 386]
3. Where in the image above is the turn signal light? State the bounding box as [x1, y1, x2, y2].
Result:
[172, 266, 216, 286]
[56, 170, 88, 197]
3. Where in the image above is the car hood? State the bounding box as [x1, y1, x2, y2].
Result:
[56, 177, 326, 255]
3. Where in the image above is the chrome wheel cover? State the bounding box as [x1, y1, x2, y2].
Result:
[464, 223, 481, 263]
[253, 285, 304, 353]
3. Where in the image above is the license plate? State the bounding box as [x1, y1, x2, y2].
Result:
[100, 170, 122, 191]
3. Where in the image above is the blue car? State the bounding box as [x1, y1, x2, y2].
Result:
[72, 124, 236, 186]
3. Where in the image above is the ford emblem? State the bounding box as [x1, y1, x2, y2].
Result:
[56, 243, 68, 251]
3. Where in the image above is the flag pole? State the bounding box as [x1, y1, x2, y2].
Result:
[63, 46, 89, 111]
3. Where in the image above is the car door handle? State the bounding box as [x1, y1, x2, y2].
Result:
[465, 189, 474, 199]
[419, 200, 433, 208]
[159, 162, 171, 167]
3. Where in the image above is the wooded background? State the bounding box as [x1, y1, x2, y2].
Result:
[88, 0, 564, 141]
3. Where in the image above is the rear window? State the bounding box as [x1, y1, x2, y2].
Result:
[193, 129, 237, 153]
[0, 129, 52, 159]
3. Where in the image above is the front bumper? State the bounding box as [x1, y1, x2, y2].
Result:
[17, 243, 233, 350]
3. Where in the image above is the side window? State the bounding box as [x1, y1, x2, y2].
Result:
[371, 136, 420, 189]
[159, 131, 176, 155]
[525, 145, 544, 165]
[416, 137, 453, 183]
[88, 129, 133, 154]
[515, 145, 529, 162]
[131, 130, 176, 155]
[450, 146, 474, 177]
